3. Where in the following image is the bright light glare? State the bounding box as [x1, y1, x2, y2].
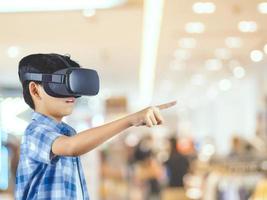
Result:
[233, 66, 246, 79]
[192, 2, 216, 14]
[7, 46, 20, 58]
[174, 49, 191, 61]
[185, 22, 205, 33]
[179, 37, 197, 49]
[82, 9, 96, 17]
[186, 188, 202, 199]
[238, 21, 257, 32]
[258, 2, 267, 14]
[139, 0, 165, 105]
[0, 98, 28, 135]
[250, 50, 263, 62]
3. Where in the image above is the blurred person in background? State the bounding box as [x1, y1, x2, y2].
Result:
[133, 135, 153, 162]
[5, 134, 20, 191]
[229, 136, 243, 157]
[161, 137, 190, 200]
[130, 135, 164, 200]
[164, 137, 190, 188]
[134, 147, 164, 200]
[0, 133, 20, 199]
[228, 135, 257, 158]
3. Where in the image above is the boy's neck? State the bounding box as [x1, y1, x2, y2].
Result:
[35, 109, 63, 123]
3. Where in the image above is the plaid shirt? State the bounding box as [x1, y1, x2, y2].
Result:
[15, 112, 90, 200]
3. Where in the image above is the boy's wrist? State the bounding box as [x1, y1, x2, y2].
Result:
[126, 112, 143, 127]
[125, 113, 139, 127]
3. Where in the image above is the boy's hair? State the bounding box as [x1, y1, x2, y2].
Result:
[18, 53, 81, 110]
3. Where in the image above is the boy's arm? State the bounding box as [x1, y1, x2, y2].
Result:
[52, 101, 176, 157]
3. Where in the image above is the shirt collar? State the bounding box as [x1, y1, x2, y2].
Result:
[32, 111, 75, 135]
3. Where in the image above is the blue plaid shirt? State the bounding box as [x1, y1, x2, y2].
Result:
[15, 112, 90, 200]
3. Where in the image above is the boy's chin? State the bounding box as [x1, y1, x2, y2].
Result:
[55, 107, 74, 117]
[62, 108, 74, 116]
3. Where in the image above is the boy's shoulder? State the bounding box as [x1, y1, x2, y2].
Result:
[22, 123, 56, 146]
[24, 115, 76, 137]
[25, 120, 56, 134]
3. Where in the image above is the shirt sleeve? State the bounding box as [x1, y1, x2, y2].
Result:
[26, 126, 63, 164]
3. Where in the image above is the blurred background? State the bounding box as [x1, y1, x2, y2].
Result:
[0, 0, 267, 199]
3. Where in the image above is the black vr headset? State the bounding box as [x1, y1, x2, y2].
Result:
[21, 67, 100, 98]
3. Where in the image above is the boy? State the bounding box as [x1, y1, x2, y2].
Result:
[15, 53, 176, 200]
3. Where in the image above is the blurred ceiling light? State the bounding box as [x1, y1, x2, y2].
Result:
[238, 21, 257, 32]
[205, 59, 222, 71]
[233, 66, 246, 79]
[82, 9, 96, 17]
[264, 44, 267, 54]
[174, 49, 191, 61]
[178, 37, 197, 49]
[192, 2, 216, 14]
[0, 0, 127, 13]
[225, 36, 242, 48]
[191, 74, 205, 86]
[258, 2, 267, 14]
[7, 46, 20, 58]
[250, 50, 263, 62]
[219, 79, 232, 91]
[139, 0, 165, 105]
[214, 48, 231, 60]
[185, 22, 205, 33]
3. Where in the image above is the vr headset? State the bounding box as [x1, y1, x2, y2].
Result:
[21, 67, 100, 98]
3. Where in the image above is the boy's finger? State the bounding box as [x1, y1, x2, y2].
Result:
[156, 101, 177, 110]
[145, 117, 153, 127]
[149, 114, 158, 125]
[153, 108, 164, 124]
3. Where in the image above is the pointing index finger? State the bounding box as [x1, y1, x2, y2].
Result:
[156, 101, 177, 110]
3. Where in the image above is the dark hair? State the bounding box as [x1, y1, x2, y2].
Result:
[18, 53, 81, 110]
[169, 137, 178, 153]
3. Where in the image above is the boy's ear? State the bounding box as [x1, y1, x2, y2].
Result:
[29, 81, 41, 99]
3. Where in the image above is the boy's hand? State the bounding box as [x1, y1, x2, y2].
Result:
[128, 101, 177, 127]
[52, 100, 177, 157]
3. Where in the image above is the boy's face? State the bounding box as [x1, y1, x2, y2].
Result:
[33, 83, 76, 119]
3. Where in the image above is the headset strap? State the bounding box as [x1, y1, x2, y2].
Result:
[22, 73, 65, 83]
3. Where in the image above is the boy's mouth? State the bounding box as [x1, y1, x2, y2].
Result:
[65, 97, 75, 104]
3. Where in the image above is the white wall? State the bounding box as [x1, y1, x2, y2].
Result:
[187, 77, 258, 155]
